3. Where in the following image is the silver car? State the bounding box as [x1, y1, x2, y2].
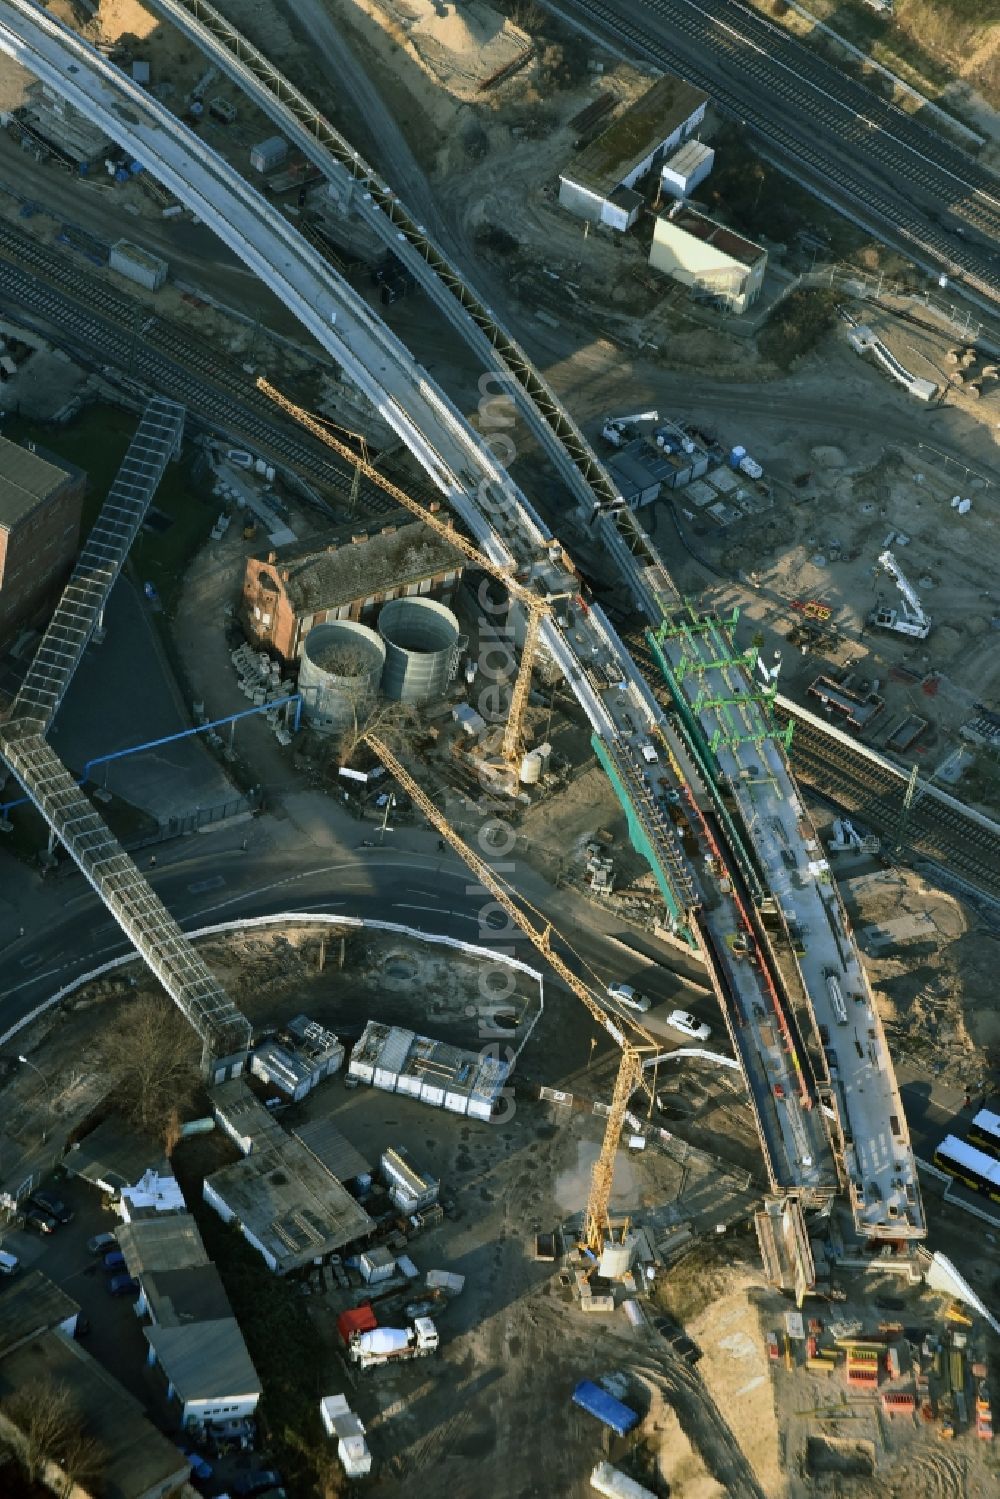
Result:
[607, 982, 651, 1014]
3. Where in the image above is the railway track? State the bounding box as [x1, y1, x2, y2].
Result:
[557, 0, 1000, 305]
[0, 220, 412, 517]
[779, 713, 1000, 905]
[624, 629, 1000, 907]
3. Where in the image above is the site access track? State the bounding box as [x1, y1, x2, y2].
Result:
[0, 0, 922, 1241]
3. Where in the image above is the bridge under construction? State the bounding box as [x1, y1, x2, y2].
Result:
[0, 0, 924, 1252]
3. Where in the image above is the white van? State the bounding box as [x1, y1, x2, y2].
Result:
[0, 1249, 20, 1276]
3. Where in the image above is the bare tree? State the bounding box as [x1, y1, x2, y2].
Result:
[338, 696, 417, 765]
[100, 993, 200, 1145]
[2, 1378, 104, 1491]
[313, 646, 418, 764]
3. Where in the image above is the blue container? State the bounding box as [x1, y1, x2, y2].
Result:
[572, 1379, 639, 1437]
[114, 168, 129, 183]
[129, 160, 144, 176]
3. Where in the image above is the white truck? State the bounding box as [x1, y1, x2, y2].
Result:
[347, 1317, 439, 1370]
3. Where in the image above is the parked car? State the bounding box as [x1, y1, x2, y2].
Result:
[24, 1209, 57, 1235]
[0, 1249, 20, 1275]
[106, 1274, 139, 1297]
[607, 982, 651, 1014]
[666, 1009, 711, 1042]
[233, 1473, 284, 1498]
[103, 1250, 126, 1271]
[87, 1232, 117, 1256]
[30, 1192, 73, 1225]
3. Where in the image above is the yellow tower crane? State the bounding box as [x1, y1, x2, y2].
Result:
[366, 732, 658, 1257]
[258, 377, 551, 768]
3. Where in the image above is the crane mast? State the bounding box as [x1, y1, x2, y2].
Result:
[258, 377, 550, 767]
[365, 733, 656, 1254]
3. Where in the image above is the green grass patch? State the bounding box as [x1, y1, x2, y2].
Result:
[703, 127, 867, 259]
[1, 404, 215, 610]
[759, 289, 839, 367]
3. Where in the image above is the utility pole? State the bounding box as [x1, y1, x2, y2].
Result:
[378, 793, 396, 844]
[896, 762, 919, 854]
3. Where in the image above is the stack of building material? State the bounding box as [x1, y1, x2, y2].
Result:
[230, 642, 295, 742]
[845, 1346, 879, 1387]
[881, 1391, 915, 1416]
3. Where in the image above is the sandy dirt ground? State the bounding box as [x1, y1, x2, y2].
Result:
[841, 865, 999, 1073]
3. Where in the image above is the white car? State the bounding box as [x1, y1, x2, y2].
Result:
[666, 1009, 711, 1042]
[607, 982, 651, 1014]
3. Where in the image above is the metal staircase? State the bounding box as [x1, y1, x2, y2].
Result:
[10, 397, 186, 733]
[0, 397, 251, 1074]
[0, 729, 251, 1067]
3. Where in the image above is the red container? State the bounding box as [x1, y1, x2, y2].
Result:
[337, 1303, 377, 1345]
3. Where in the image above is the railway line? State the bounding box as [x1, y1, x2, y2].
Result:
[778, 712, 1000, 907]
[555, 0, 1000, 306]
[0, 222, 408, 515]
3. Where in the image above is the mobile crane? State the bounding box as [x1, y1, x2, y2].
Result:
[871, 549, 932, 640]
[257, 378, 554, 767]
[366, 732, 658, 1257]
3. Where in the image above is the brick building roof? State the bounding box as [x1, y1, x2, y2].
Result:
[0, 436, 71, 531]
[253, 511, 465, 615]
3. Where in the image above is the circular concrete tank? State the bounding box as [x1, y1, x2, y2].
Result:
[298, 621, 385, 735]
[378, 597, 460, 704]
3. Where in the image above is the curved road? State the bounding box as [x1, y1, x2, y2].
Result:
[0, 826, 710, 1054]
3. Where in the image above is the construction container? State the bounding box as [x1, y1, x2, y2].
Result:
[590, 1461, 657, 1499]
[298, 621, 385, 735]
[622, 1299, 645, 1329]
[109, 238, 168, 292]
[378, 597, 460, 704]
[572, 1380, 639, 1437]
[660, 139, 714, 199]
[336, 1304, 376, 1346]
[359, 1247, 396, 1284]
[250, 134, 288, 173]
[581, 1295, 616, 1313]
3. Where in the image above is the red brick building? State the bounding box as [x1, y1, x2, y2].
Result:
[241, 510, 465, 664]
[0, 436, 84, 650]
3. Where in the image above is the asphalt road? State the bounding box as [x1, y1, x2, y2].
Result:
[548, 0, 1000, 307]
[0, 820, 714, 1054]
